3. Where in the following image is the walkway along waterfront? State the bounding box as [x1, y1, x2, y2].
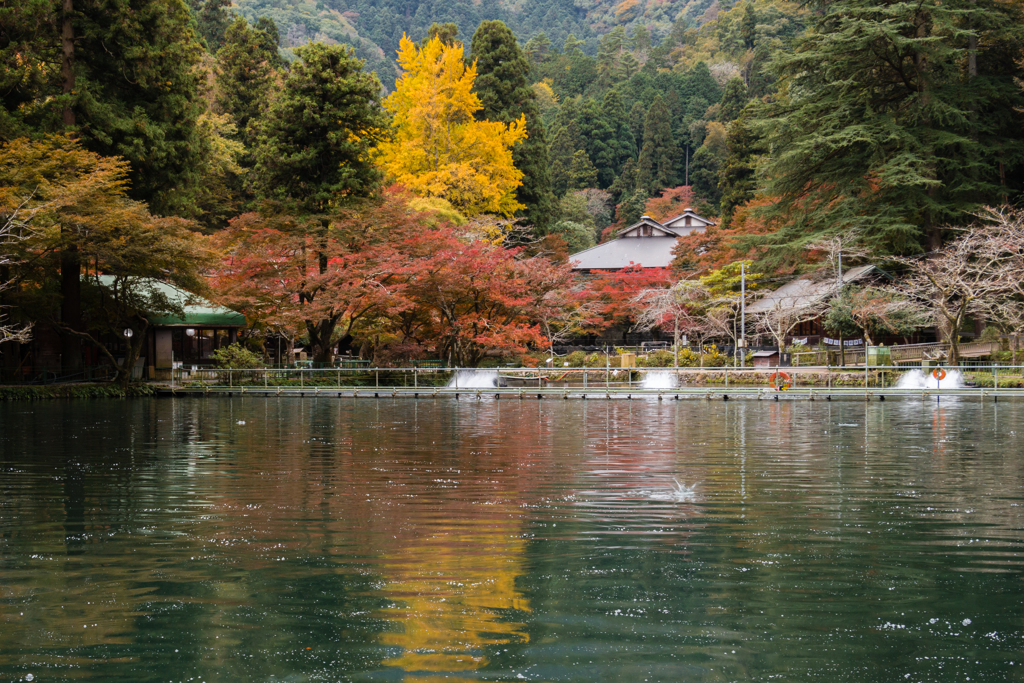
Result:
[160, 365, 1024, 401]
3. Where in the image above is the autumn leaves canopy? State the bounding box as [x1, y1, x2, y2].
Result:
[376, 35, 528, 218]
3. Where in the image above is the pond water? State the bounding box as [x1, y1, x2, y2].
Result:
[2, 397, 1024, 682]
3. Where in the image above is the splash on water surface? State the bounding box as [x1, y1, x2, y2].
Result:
[896, 369, 965, 389]
[641, 371, 678, 389]
[447, 370, 500, 388]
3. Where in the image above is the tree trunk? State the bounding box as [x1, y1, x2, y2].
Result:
[60, 0, 82, 373]
[914, 11, 943, 252]
[115, 328, 147, 387]
[306, 318, 336, 365]
[60, 247, 82, 373]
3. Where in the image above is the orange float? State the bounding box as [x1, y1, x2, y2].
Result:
[932, 368, 947, 381]
[769, 371, 791, 391]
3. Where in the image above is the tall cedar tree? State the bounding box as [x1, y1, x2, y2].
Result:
[216, 17, 279, 150]
[718, 109, 760, 229]
[377, 35, 527, 217]
[1, 0, 205, 371]
[601, 90, 637, 181]
[254, 42, 389, 362]
[471, 20, 557, 233]
[255, 43, 388, 214]
[755, 0, 1024, 264]
[636, 95, 679, 195]
[189, 0, 233, 51]
[547, 99, 584, 197]
[576, 98, 618, 189]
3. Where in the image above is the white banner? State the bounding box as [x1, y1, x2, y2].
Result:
[823, 337, 864, 347]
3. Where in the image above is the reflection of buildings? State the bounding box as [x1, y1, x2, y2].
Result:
[378, 509, 529, 678]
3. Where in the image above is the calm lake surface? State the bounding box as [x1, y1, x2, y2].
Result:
[2, 397, 1024, 682]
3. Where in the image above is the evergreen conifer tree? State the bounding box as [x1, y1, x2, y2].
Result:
[756, 0, 1024, 261]
[568, 150, 599, 190]
[636, 95, 679, 194]
[216, 17, 279, 149]
[255, 43, 388, 214]
[471, 20, 557, 233]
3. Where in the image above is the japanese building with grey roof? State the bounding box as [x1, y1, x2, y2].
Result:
[569, 209, 714, 271]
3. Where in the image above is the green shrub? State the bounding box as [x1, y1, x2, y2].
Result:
[565, 350, 589, 367]
[211, 343, 264, 369]
[638, 350, 675, 367]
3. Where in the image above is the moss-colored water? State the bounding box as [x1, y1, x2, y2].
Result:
[2, 397, 1023, 681]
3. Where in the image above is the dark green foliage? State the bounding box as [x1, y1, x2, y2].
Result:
[602, 91, 637, 175]
[2, 0, 208, 217]
[618, 188, 648, 228]
[610, 157, 638, 202]
[718, 110, 760, 228]
[216, 17, 279, 147]
[740, 1, 757, 49]
[754, 0, 1024, 265]
[254, 43, 389, 214]
[548, 102, 585, 197]
[719, 77, 748, 123]
[690, 144, 723, 210]
[568, 150, 599, 190]
[636, 95, 678, 194]
[471, 20, 556, 232]
[189, 0, 234, 51]
[422, 22, 459, 46]
[575, 98, 618, 189]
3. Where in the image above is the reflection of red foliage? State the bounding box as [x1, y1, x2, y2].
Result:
[584, 265, 673, 329]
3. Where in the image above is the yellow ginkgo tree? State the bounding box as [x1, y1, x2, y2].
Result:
[376, 34, 527, 218]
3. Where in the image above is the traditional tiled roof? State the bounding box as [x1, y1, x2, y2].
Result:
[745, 265, 880, 314]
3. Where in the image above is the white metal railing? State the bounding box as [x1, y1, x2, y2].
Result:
[169, 364, 1024, 391]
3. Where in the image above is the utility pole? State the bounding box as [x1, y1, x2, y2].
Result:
[685, 145, 689, 186]
[740, 262, 746, 368]
[838, 248, 845, 366]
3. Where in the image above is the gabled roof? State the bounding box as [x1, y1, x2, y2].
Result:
[745, 265, 880, 314]
[662, 208, 715, 235]
[614, 215, 679, 238]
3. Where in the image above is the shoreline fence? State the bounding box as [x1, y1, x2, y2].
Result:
[169, 364, 1024, 391]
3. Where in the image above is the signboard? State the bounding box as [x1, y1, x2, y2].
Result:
[823, 337, 864, 347]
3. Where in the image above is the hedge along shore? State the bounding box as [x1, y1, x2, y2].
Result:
[0, 384, 156, 401]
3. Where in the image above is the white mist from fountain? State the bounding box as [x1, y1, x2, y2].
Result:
[447, 369, 500, 388]
[896, 368, 965, 390]
[640, 371, 678, 389]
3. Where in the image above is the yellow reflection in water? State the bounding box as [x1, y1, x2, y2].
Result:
[379, 508, 529, 678]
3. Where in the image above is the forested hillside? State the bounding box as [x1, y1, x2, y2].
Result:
[223, 0, 731, 80]
[3, 0, 1024, 373]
